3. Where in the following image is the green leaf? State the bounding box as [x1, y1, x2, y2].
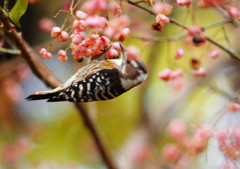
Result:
[9, 0, 28, 27]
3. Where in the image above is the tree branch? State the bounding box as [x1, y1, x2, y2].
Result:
[126, 0, 240, 61]
[0, 7, 117, 169]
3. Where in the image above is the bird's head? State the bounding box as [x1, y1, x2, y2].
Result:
[120, 44, 147, 75]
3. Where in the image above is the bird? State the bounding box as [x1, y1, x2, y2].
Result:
[26, 44, 147, 102]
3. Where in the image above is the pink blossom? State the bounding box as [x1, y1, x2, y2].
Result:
[228, 7, 240, 19]
[70, 34, 111, 59]
[228, 102, 240, 112]
[187, 26, 203, 36]
[2, 145, 17, 163]
[168, 76, 184, 90]
[131, 145, 151, 162]
[197, 0, 229, 8]
[176, 0, 192, 6]
[193, 124, 213, 141]
[167, 119, 187, 140]
[57, 50, 68, 62]
[185, 137, 208, 153]
[171, 69, 183, 78]
[217, 128, 240, 160]
[85, 16, 108, 29]
[39, 48, 52, 59]
[82, 0, 108, 15]
[111, 15, 130, 29]
[126, 46, 140, 61]
[109, 3, 123, 16]
[175, 48, 184, 59]
[112, 42, 122, 51]
[152, 14, 170, 32]
[209, 49, 220, 59]
[51, 27, 62, 38]
[193, 67, 207, 77]
[158, 69, 172, 81]
[2, 78, 22, 104]
[152, 2, 173, 16]
[38, 18, 55, 33]
[57, 31, 69, 42]
[71, 32, 85, 44]
[75, 10, 88, 20]
[104, 15, 131, 41]
[234, 126, 240, 142]
[156, 14, 170, 25]
[217, 132, 228, 152]
[72, 19, 87, 32]
[162, 144, 181, 162]
[106, 48, 119, 59]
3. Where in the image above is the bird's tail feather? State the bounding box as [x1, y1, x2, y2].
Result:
[26, 91, 58, 101]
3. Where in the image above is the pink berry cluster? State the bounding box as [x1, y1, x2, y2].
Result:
[196, 0, 227, 8]
[39, 0, 132, 63]
[228, 102, 240, 112]
[158, 69, 184, 90]
[217, 126, 240, 160]
[151, 2, 172, 32]
[162, 119, 213, 162]
[176, 0, 192, 6]
[187, 26, 207, 46]
[228, 7, 240, 20]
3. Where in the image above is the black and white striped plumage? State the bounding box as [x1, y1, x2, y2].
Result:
[26, 47, 147, 102]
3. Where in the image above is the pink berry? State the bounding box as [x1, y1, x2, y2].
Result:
[156, 14, 170, 25]
[167, 119, 187, 140]
[85, 15, 108, 29]
[39, 48, 52, 60]
[57, 31, 69, 42]
[228, 102, 240, 112]
[193, 124, 213, 141]
[51, 27, 62, 38]
[57, 50, 68, 62]
[72, 19, 87, 32]
[217, 130, 228, 150]
[162, 144, 181, 162]
[106, 48, 119, 59]
[38, 18, 55, 33]
[39, 48, 48, 55]
[176, 0, 192, 6]
[112, 42, 122, 51]
[158, 69, 172, 81]
[193, 67, 207, 77]
[126, 46, 140, 61]
[187, 26, 203, 36]
[209, 49, 219, 59]
[175, 48, 184, 59]
[109, 2, 123, 16]
[168, 76, 184, 90]
[75, 10, 88, 20]
[45, 52, 52, 60]
[152, 2, 173, 16]
[228, 7, 240, 19]
[171, 69, 183, 78]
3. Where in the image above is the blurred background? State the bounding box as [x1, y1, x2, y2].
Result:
[1, 0, 240, 168]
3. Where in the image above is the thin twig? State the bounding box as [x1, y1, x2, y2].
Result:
[0, 47, 20, 55]
[221, 25, 232, 48]
[0, 7, 117, 169]
[206, 36, 240, 60]
[131, 32, 188, 42]
[202, 19, 230, 30]
[3, 0, 9, 11]
[126, 0, 240, 61]
[126, 0, 188, 29]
